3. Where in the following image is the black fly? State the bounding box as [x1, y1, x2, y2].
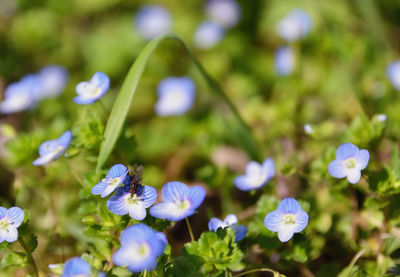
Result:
[129, 164, 144, 196]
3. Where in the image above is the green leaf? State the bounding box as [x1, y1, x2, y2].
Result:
[96, 33, 260, 171]
[0, 251, 27, 269]
[181, 229, 244, 274]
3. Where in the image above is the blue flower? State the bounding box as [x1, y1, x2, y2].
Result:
[155, 77, 196, 116]
[91, 164, 129, 198]
[134, 5, 172, 40]
[328, 143, 370, 184]
[61, 257, 90, 277]
[73, 72, 110, 105]
[0, 75, 40, 114]
[149, 181, 206, 221]
[0, 206, 24, 243]
[37, 65, 69, 99]
[205, 0, 241, 29]
[274, 46, 295, 76]
[234, 158, 275, 191]
[264, 198, 308, 242]
[193, 21, 225, 50]
[276, 9, 312, 42]
[33, 131, 72, 166]
[387, 60, 400, 90]
[107, 182, 157, 220]
[113, 223, 167, 273]
[208, 214, 247, 242]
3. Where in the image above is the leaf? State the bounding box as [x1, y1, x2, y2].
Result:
[0, 251, 27, 269]
[96, 33, 260, 171]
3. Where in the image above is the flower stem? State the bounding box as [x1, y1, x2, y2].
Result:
[185, 217, 195, 241]
[234, 268, 281, 277]
[18, 237, 39, 277]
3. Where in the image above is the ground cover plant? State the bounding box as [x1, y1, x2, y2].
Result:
[1, 0, 400, 276]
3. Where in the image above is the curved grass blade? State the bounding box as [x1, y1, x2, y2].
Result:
[96, 33, 260, 172]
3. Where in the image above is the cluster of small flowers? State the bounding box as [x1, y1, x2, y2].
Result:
[275, 9, 312, 76]
[0, 66, 68, 114]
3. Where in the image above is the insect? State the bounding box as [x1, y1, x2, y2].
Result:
[128, 164, 144, 196]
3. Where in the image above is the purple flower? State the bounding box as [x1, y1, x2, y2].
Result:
[149, 181, 206, 221]
[276, 9, 312, 42]
[74, 72, 110, 105]
[193, 21, 225, 50]
[208, 214, 247, 242]
[234, 158, 275, 191]
[328, 143, 370, 184]
[37, 65, 69, 98]
[274, 46, 295, 76]
[155, 77, 196, 116]
[107, 183, 157, 221]
[264, 198, 308, 242]
[91, 164, 129, 198]
[33, 131, 72, 166]
[113, 224, 167, 273]
[0, 206, 24, 243]
[134, 5, 172, 40]
[205, 0, 241, 29]
[61, 257, 90, 277]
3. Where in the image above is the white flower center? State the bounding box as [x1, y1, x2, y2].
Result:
[0, 217, 11, 231]
[177, 199, 190, 211]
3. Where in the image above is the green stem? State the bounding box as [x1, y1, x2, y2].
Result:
[185, 217, 195, 242]
[98, 99, 107, 114]
[19, 237, 39, 277]
[234, 268, 280, 277]
[346, 249, 366, 277]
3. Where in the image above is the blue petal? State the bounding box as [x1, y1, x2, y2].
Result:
[264, 210, 282, 232]
[57, 131, 72, 147]
[0, 207, 7, 218]
[7, 207, 24, 227]
[91, 182, 108, 196]
[135, 5, 172, 40]
[233, 175, 252, 191]
[161, 181, 189, 203]
[232, 225, 247, 242]
[275, 46, 295, 76]
[149, 202, 194, 221]
[355, 149, 370, 170]
[91, 72, 110, 91]
[187, 186, 206, 210]
[193, 21, 225, 50]
[328, 160, 346, 178]
[336, 143, 359, 160]
[107, 195, 129, 216]
[293, 211, 309, 233]
[62, 257, 90, 277]
[208, 218, 224, 231]
[276, 198, 302, 214]
[33, 154, 56, 166]
[140, 185, 158, 208]
[224, 214, 238, 226]
[107, 164, 128, 179]
[73, 95, 97, 105]
[262, 158, 275, 179]
[113, 244, 157, 273]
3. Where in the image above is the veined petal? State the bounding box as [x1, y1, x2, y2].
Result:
[264, 210, 283, 232]
[328, 160, 346, 178]
[101, 182, 121, 198]
[161, 181, 189, 203]
[0, 207, 7, 218]
[140, 186, 158, 208]
[336, 143, 359, 160]
[224, 214, 238, 226]
[7, 207, 24, 227]
[293, 211, 309, 233]
[355, 149, 370, 170]
[187, 185, 206, 209]
[107, 195, 129, 216]
[62, 257, 90, 277]
[150, 202, 194, 221]
[276, 198, 302, 214]
[346, 169, 361, 184]
[91, 182, 108, 195]
[108, 164, 128, 179]
[208, 218, 224, 231]
[127, 204, 147, 221]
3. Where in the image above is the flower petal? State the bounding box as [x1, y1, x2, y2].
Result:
[161, 181, 189, 203]
[293, 211, 309, 233]
[140, 185, 157, 208]
[264, 210, 282, 232]
[336, 143, 359, 160]
[108, 164, 128, 179]
[347, 169, 361, 184]
[150, 202, 193, 221]
[277, 228, 295, 242]
[33, 153, 58, 166]
[245, 161, 262, 176]
[355, 149, 370, 170]
[233, 175, 252, 191]
[208, 218, 224, 231]
[0, 227, 18, 243]
[127, 203, 147, 221]
[328, 160, 346, 178]
[107, 195, 128, 216]
[187, 185, 206, 209]
[276, 198, 302, 214]
[62, 257, 90, 277]
[91, 182, 108, 196]
[7, 207, 24, 227]
[0, 207, 8, 218]
[262, 158, 275, 179]
[224, 214, 238, 226]
[232, 225, 247, 242]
